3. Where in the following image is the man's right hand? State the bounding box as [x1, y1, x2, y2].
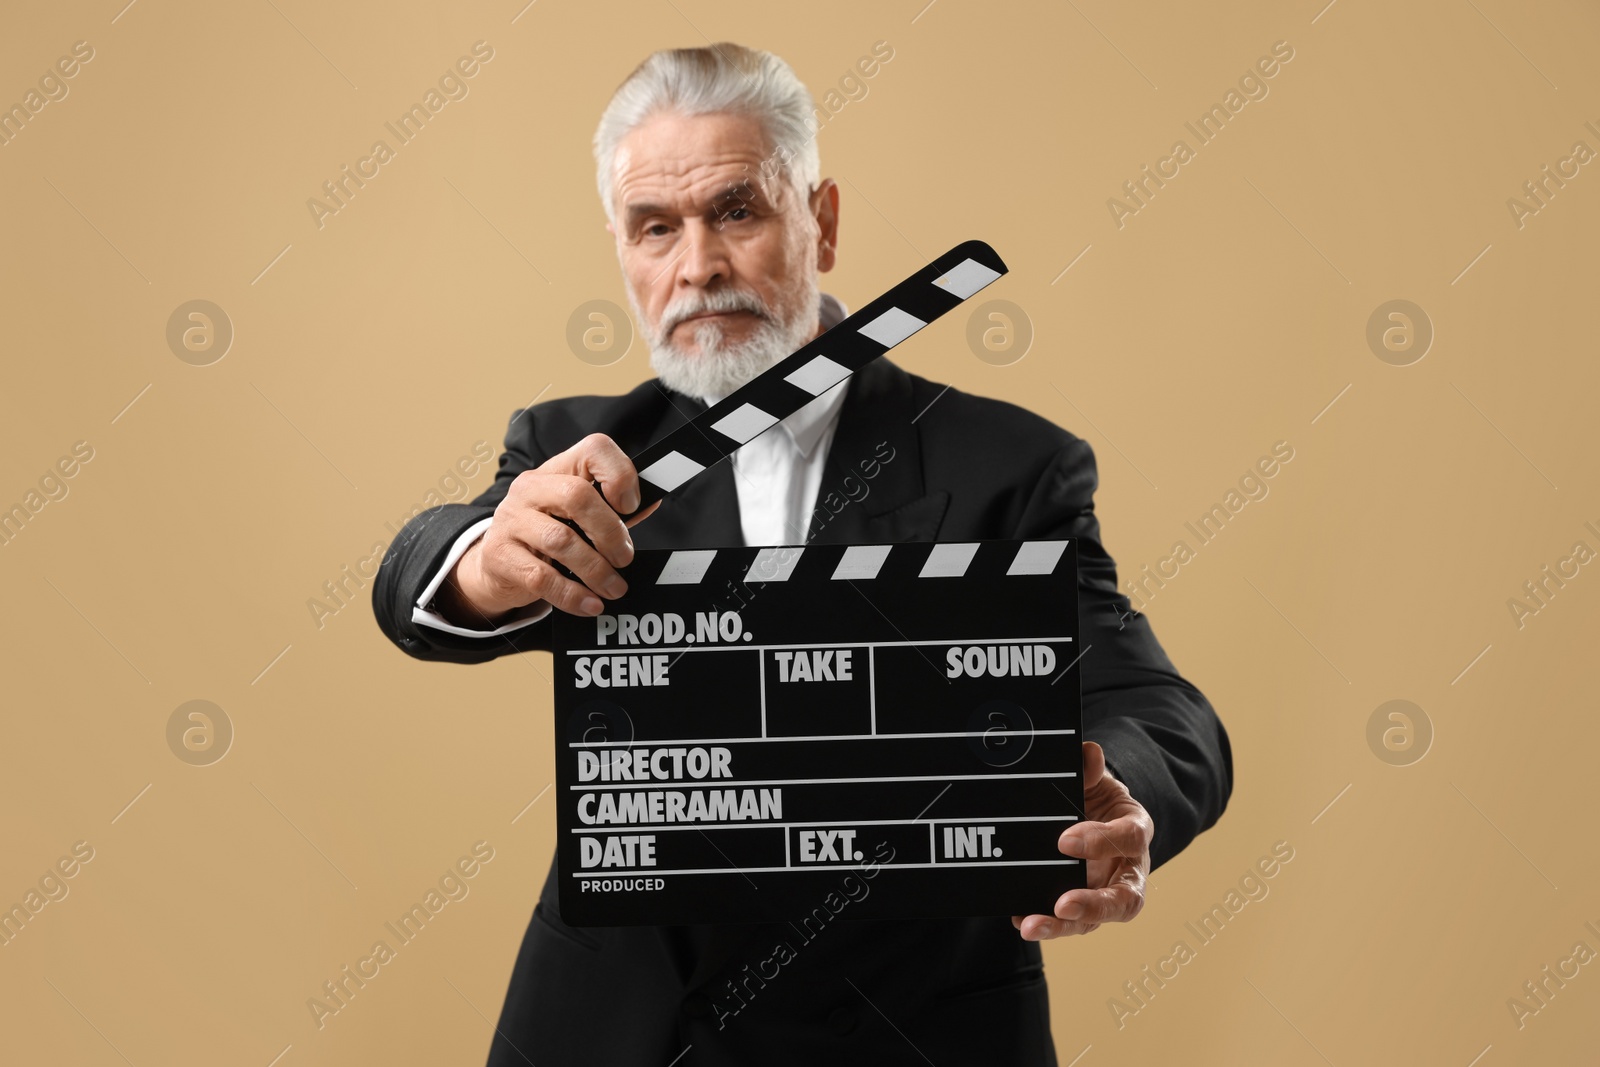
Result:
[434, 433, 662, 627]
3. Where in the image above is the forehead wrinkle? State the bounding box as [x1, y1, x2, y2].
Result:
[616, 151, 770, 216]
[614, 146, 764, 191]
[612, 111, 779, 219]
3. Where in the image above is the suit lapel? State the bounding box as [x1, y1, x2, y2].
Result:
[632, 360, 952, 555]
[638, 457, 745, 552]
[630, 385, 746, 553]
[808, 357, 949, 546]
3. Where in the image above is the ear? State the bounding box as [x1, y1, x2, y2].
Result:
[810, 178, 840, 273]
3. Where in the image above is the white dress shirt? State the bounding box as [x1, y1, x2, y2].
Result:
[411, 292, 851, 638]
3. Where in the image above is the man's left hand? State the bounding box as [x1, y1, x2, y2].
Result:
[1012, 741, 1153, 941]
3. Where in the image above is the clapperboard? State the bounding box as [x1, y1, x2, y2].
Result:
[550, 241, 1087, 925]
[553, 540, 1084, 926]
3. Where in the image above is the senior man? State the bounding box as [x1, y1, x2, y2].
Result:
[373, 42, 1231, 1066]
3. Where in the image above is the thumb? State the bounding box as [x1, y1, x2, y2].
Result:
[1081, 740, 1106, 787]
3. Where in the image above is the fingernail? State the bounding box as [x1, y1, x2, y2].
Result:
[1058, 901, 1083, 921]
[624, 489, 641, 513]
[1059, 834, 1084, 856]
[605, 576, 627, 598]
[581, 596, 604, 615]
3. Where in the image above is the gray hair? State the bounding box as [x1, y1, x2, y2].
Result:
[592, 43, 820, 224]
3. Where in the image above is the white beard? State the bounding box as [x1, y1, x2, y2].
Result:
[632, 272, 820, 402]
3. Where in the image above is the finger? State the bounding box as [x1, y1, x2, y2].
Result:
[1015, 914, 1101, 941]
[1059, 814, 1152, 860]
[533, 475, 636, 570]
[1081, 740, 1106, 785]
[486, 537, 606, 617]
[561, 434, 643, 516]
[519, 511, 629, 603]
[622, 499, 662, 529]
[1053, 882, 1144, 926]
[1015, 914, 1059, 941]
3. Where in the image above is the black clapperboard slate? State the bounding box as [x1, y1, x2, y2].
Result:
[545, 241, 1086, 924]
[553, 540, 1085, 926]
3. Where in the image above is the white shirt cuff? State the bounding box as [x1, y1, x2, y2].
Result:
[410, 517, 553, 637]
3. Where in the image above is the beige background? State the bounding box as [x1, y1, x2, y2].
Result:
[2, 0, 1596, 1063]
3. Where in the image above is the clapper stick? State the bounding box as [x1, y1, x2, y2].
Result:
[605, 239, 1008, 520]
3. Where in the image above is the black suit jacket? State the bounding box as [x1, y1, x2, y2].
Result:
[373, 357, 1232, 1066]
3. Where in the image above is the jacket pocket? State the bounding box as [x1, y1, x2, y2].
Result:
[914, 968, 1056, 1066]
[928, 964, 1046, 1007]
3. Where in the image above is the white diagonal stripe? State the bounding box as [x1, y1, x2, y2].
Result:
[932, 258, 1001, 299]
[832, 544, 893, 580]
[785, 354, 851, 396]
[858, 307, 927, 347]
[657, 550, 718, 584]
[1007, 540, 1069, 575]
[638, 451, 705, 492]
[744, 547, 804, 583]
[711, 403, 780, 444]
[919, 542, 980, 577]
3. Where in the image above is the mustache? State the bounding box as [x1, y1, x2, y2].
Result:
[660, 289, 770, 336]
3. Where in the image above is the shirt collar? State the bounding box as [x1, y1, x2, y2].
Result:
[701, 291, 852, 460]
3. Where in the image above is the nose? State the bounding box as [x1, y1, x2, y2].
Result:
[676, 218, 733, 291]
